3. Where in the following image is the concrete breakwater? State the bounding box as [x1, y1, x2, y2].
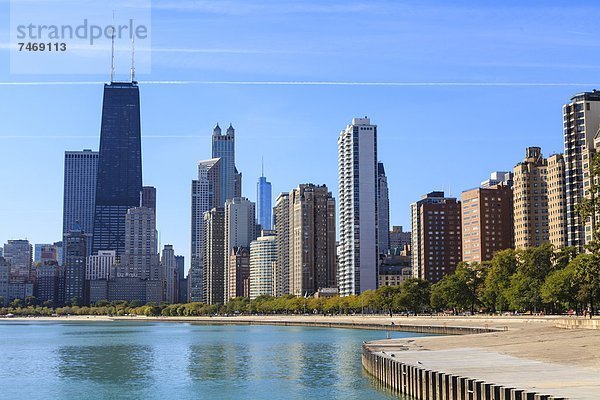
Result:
[156, 318, 504, 335]
[362, 343, 566, 400]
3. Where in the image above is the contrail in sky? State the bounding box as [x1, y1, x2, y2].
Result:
[0, 80, 599, 87]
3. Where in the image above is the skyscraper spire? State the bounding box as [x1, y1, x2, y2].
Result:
[213, 123, 221, 135]
[227, 123, 235, 136]
[261, 156, 264, 177]
[110, 11, 115, 83]
[130, 20, 136, 82]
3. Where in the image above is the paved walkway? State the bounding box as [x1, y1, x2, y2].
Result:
[367, 322, 600, 399]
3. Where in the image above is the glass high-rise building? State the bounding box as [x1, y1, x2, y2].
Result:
[92, 82, 143, 257]
[257, 172, 272, 230]
[63, 149, 98, 259]
[377, 162, 390, 255]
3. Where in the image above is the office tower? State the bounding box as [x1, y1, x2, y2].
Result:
[337, 117, 379, 296]
[0, 257, 8, 306]
[92, 82, 143, 257]
[235, 168, 242, 198]
[377, 162, 390, 255]
[228, 247, 250, 299]
[86, 250, 116, 281]
[548, 154, 568, 248]
[461, 184, 513, 263]
[190, 158, 221, 302]
[563, 91, 600, 249]
[3, 240, 32, 283]
[141, 186, 157, 214]
[161, 245, 178, 304]
[273, 193, 290, 296]
[64, 224, 87, 305]
[212, 123, 237, 203]
[122, 207, 159, 280]
[203, 207, 225, 305]
[389, 226, 411, 252]
[288, 184, 336, 296]
[224, 197, 256, 303]
[35, 261, 64, 307]
[62, 149, 98, 259]
[175, 255, 187, 303]
[513, 147, 549, 248]
[249, 232, 277, 300]
[257, 170, 272, 230]
[410, 191, 462, 284]
[481, 171, 514, 189]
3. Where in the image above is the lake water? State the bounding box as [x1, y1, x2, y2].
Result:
[0, 320, 422, 399]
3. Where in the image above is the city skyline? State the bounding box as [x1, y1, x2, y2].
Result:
[2, 1, 599, 270]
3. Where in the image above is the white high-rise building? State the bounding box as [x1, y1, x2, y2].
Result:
[86, 250, 116, 280]
[337, 117, 379, 296]
[224, 197, 256, 303]
[249, 233, 277, 300]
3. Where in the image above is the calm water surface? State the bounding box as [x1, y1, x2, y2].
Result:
[0, 320, 421, 399]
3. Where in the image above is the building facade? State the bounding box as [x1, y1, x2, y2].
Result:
[161, 245, 178, 304]
[273, 193, 290, 297]
[62, 149, 98, 259]
[249, 233, 277, 300]
[204, 207, 225, 305]
[122, 207, 159, 280]
[389, 226, 411, 252]
[257, 174, 272, 230]
[223, 197, 256, 303]
[461, 185, 513, 263]
[547, 154, 568, 248]
[3, 239, 32, 283]
[513, 147, 549, 248]
[212, 123, 237, 204]
[86, 250, 116, 281]
[289, 184, 336, 296]
[410, 191, 462, 284]
[64, 225, 87, 305]
[228, 247, 250, 299]
[337, 117, 379, 296]
[190, 158, 221, 302]
[92, 82, 143, 257]
[563, 91, 600, 249]
[377, 162, 390, 255]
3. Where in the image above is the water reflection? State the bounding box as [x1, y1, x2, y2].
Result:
[187, 343, 250, 382]
[58, 345, 153, 384]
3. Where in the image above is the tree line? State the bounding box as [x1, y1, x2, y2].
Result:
[2, 242, 597, 319]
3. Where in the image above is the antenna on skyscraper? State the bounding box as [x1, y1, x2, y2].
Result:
[110, 11, 115, 82]
[130, 19, 136, 82]
[261, 156, 264, 177]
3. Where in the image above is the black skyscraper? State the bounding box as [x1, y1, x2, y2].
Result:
[92, 82, 143, 256]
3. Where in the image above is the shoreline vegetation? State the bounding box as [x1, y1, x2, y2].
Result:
[2, 243, 599, 319]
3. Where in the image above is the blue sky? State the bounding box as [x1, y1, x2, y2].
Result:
[1, 0, 600, 269]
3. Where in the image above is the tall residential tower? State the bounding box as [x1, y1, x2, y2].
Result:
[337, 117, 378, 296]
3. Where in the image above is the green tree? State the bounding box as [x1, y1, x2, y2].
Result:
[397, 278, 430, 314]
[481, 249, 518, 312]
[373, 286, 401, 317]
[541, 261, 579, 313]
[506, 244, 555, 313]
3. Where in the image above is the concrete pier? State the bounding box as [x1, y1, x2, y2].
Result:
[362, 320, 600, 400]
